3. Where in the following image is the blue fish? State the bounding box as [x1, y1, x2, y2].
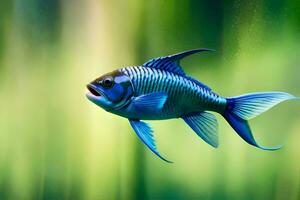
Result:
[86, 49, 298, 162]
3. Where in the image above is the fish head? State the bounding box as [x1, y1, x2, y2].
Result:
[86, 70, 134, 111]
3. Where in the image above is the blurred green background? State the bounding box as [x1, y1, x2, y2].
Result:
[0, 0, 299, 199]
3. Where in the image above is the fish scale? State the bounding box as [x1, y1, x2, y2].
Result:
[121, 66, 226, 118]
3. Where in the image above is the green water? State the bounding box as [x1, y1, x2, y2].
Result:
[0, 0, 299, 199]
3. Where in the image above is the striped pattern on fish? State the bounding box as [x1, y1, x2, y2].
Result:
[120, 66, 226, 119]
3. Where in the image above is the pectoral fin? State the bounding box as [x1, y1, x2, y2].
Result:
[131, 92, 168, 114]
[129, 119, 172, 163]
[182, 112, 219, 148]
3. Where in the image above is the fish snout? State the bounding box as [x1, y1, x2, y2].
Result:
[86, 84, 101, 97]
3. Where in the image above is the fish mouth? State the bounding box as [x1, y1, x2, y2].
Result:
[86, 84, 102, 97]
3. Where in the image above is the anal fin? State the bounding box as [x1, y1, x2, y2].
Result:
[182, 112, 219, 148]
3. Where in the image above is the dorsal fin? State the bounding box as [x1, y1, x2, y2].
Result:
[143, 48, 214, 76]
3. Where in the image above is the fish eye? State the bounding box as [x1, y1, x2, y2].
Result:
[101, 77, 114, 88]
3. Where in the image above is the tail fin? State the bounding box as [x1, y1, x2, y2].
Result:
[223, 92, 298, 150]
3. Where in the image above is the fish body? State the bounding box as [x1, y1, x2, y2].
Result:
[86, 49, 299, 162]
[114, 66, 226, 120]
